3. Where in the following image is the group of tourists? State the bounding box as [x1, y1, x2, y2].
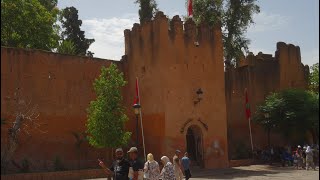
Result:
[254, 144, 319, 170]
[98, 147, 192, 180]
[292, 145, 319, 170]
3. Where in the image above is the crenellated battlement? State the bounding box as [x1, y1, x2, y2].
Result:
[237, 42, 305, 68]
[124, 11, 222, 57]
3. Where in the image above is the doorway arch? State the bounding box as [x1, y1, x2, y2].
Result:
[186, 125, 203, 166]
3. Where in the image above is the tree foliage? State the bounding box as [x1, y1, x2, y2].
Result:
[86, 63, 131, 148]
[309, 63, 319, 94]
[60, 6, 95, 56]
[1, 0, 60, 51]
[38, 0, 57, 11]
[135, 0, 158, 23]
[56, 40, 76, 55]
[186, 0, 260, 68]
[253, 89, 319, 144]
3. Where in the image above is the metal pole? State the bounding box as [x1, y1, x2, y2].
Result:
[139, 109, 146, 162]
[136, 114, 139, 147]
[248, 117, 254, 156]
[136, 77, 146, 161]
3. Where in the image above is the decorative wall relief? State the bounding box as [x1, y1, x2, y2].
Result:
[180, 118, 193, 133]
[198, 118, 208, 131]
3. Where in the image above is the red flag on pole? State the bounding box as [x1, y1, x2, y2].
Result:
[245, 88, 251, 120]
[188, 0, 193, 17]
[133, 78, 140, 105]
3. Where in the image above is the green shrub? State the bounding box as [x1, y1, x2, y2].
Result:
[53, 156, 66, 171]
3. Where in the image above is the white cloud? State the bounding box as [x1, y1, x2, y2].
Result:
[82, 14, 139, 60]
[302, 48, 319, 66]
[247, 11, 290, 33]
[82, 12, 185, 60]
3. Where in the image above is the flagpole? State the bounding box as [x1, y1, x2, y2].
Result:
[248, 117, 254, 155]
[245, 88, 254, 158]
[136, 77, 146, 162]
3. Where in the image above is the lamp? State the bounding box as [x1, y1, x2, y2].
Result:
[133, 103, 141, 147]
[133, 103, 141, 115]
[194, 88, 203, 105]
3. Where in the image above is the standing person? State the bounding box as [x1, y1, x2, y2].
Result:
[181, 152, 192, 180]
[173, 157, 184, 180]
[302, 147, 307, 169]
[160, 156, 175, 180]
[143, 153, 160, 180]
[127, 147, 144, 180]
[269, 146, 274, 165]
[305, 146, 316, 170]
[98, 148, 130, 180]
[313, 145, 319, 166]
[173, 150, 181, 166]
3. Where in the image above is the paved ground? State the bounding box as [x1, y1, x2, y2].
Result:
[190, 164, 319, 180]
[85, 164, 319, 180]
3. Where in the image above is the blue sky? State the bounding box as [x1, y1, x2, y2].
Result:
[57, 0, 319, 66]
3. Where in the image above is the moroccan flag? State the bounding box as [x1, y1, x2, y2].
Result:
[245, 88, 251, 120]
[188, 0, 193, 17]
[133, 77, 140, 105]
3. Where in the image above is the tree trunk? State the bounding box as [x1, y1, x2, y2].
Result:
[267, 128, 271, 148]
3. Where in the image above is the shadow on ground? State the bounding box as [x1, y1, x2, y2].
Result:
[192, 165, 306, 179]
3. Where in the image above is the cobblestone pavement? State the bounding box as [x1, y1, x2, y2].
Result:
[85, 165, 319, 180]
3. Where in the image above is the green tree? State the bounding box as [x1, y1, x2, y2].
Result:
[38, 0, 57, 11]
[135, 0, 158, 23]
[253, 89, 319, 145]
[86, 63, 131, 148]
[1, 0, 60, 51]
[309, 63, 319, 93]
[253, 93, 284, 147]
[56, 40, 76, 55]
[186, 0, 260, 68]
[60, 6, 95, 56]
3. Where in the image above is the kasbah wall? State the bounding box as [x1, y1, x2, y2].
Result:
[1, 11, 309, 171]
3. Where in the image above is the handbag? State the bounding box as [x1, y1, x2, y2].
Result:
[143, 162, 150, 179]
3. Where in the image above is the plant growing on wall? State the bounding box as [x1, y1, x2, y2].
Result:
[185, 0, 260, 68]
[71, 131, 88, 169]
[86, 63, 131, 148]
[253, 89, 319, 145]
[53, 155, 66, 171]
[1, 88, 47, 174]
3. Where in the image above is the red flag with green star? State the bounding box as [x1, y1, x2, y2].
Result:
[245, 88, 251, 120]
[133, 77, 140, 105]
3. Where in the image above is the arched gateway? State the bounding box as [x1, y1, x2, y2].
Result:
[186, 125, 203, 166]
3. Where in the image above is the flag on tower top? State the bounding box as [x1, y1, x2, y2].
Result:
[188, 0, 193, 17]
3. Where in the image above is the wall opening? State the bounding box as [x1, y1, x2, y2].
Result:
[186, 125, 203, 166]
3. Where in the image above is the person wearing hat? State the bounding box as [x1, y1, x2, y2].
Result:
[98, 148, 130, 180]
[127, 147, 144, 180]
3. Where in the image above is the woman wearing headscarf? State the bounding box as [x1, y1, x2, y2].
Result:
[159, 156, 175, 180]
[143, 153, 160, 180]
[305, 146, 316, 170]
